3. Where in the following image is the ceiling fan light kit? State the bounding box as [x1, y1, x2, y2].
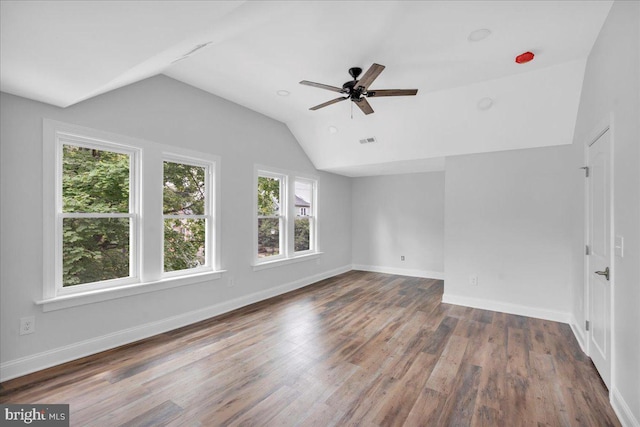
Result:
[300, 63, 418, 115]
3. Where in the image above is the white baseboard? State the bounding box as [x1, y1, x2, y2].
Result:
[0, 265, 352, 382]
[352, 264, 444, 280]
[612, 387, 640, 427]
[569, 314, 588, 354]
[441, 293, 571, 324]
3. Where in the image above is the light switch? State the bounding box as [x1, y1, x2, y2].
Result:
[615, 235, 624, 258]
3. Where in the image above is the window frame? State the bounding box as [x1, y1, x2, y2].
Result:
[55, 137, 140, 296]
[293, 177, 317, 256]
[161, 154, 215, 278]
[253, 166, 319, 269]
[41, 120, 223, 311]
[254, 169, 288, 263]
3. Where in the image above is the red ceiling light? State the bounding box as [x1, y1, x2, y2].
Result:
[515, 51, 535, 64]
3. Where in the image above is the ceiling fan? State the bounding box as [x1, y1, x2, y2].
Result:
[300, 63, 418, 115]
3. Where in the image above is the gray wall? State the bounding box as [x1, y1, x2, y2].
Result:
[443, 146, 574, 318]
[570, 0, 640, 422]
[0, 75, 352, 373]
[351, 172, 444, 278]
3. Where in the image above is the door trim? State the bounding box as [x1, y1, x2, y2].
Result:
[583, 112, 615, 393]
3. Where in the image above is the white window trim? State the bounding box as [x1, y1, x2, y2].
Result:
[253, 166, 320, 270]
[42, 119, 223, 311]
[252, 252, 323, 271]
[35, 270, 225, 312]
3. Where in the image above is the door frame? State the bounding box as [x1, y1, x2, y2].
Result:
[583, 112, 615, 392]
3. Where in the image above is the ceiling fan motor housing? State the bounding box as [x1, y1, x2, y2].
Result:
[342, 80, 365, 100]
[342, 80, 356, 92]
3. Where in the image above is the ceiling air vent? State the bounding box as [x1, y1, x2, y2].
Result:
[359, 137, 377, 144]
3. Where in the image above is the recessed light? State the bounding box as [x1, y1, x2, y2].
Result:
[477, 97, 494, 110]
[468, 28, 491, 42]
[276, 90, 290, 96]
[328, 126, 338, 134]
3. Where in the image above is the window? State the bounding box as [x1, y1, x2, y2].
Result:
[254, 167, 317, 267]
[163, 159, 212, 274]
[60, 142, 138, 291]
[257, 172, 285, 260]
[43, 120, 221, 308]
[294, 178, 315, 253]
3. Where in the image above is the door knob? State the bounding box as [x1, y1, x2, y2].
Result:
[595, 267, 610, 281]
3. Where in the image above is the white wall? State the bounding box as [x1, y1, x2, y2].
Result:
[351, 172, 444, 278]
[443, 146, 574, 321]
[0, 75, 352, 379]
[570, 1, 640, 424]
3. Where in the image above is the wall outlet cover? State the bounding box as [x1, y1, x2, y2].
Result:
[20, 316, 35, 335]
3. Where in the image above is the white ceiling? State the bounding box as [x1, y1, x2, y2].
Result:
[1, 1, 612, 177]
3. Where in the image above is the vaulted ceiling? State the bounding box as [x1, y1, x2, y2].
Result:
[0, 1, 612, 176]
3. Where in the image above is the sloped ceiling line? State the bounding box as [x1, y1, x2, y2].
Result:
[0, 1, 612, 177]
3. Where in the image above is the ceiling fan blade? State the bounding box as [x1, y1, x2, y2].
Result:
[300, 80, 344, 93]
[366, 89, 418, 97]
[355, 63, 385, 91]
[354, 98, 374, 115]
[309, 97, 348, 111]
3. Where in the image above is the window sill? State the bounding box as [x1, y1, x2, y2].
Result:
[36, 270, 226, 312]
[253, 252, 323, 271]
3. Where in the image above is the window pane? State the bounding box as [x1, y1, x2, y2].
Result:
[295, 180, 312, 217]
[62, 218, 130, 286]
[163, 161, 206, 215]
[164, 218, 206, 272]
[257, 176, 280, 216]
[62, 145, 129, 213]
[258, 218, 280, 257]
[295, 218, 310, 252]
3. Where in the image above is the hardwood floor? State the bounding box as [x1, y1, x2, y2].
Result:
[0, 271, 620, 426]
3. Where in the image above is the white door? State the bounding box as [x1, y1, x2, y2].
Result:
[587, 129, 612, 388]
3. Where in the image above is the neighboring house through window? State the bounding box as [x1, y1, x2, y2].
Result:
[254, 166, 318, 267]
[294, 178, 315, 253]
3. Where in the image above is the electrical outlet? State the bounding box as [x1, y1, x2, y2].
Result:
[401, 256, 405, 261]
[20, 316, 35, 335]
[469, 275, 478, 286]
[227, 277, 235, 288]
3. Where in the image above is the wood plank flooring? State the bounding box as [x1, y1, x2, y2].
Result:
[0, 271, 621, 426]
